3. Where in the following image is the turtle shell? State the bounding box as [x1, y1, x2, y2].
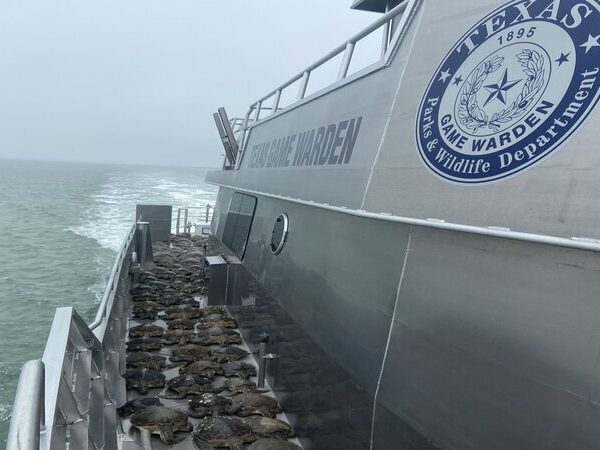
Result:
[212, 346, 249, 364]
[188, 393, 233, 418]
[126, 337, 162, 352]
[125, 369, 166, 394]
[126, 352, 167, 371]
[130, 406, 191, 445]
[170, 344, 212, 362]
[242, 417, 294, 439]
[180, 360, 224, 378]
[228, 393, 281, 418]
[193, 416, 255, 449]
[161, 374, 215, 399]
[129, 323, 164, 338]
[222, 362, 257, 380]
[162, 329, 199, 346]
[117, 397, 163, 417]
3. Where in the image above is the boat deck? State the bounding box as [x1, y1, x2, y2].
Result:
[119, 235, 301, 449]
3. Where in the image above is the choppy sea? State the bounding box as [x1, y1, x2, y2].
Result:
[0, 159, 218, 443]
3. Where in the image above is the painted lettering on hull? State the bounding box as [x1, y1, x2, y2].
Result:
[247, 116, 363, 169]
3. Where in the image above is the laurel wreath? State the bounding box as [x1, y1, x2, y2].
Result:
[457, 49, 546, 133]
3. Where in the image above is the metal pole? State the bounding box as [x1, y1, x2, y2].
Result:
[183, 209, 189, 235]
[176, 209, 181, 235]
[381, 1, 391, 58]
[338, 42, 356, 80]
[297, 71, 310, 101]
[7, 360, 45, 450]
[205, 204, 210, 223]
[272, 89, 282, 113]
[257, 334, 269, 389]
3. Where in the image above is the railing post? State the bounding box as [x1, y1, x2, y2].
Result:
[272, 89, 282, 114]
[297, 71, 310, 101]
[253, 101, 262, 123]
[206, 204, 210, 223]
[338, 41, 356, 80]
[183, 209, 189, 235]
[7, 360, 45, 450]
[176, 208, 181, 235]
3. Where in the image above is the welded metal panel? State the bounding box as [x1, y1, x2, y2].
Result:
[373, 226, 600, 449]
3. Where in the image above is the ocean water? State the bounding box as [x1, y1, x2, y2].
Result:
[0, 159, 218, 443]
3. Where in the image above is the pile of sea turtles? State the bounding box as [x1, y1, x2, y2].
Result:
[117, 235, 301, 449]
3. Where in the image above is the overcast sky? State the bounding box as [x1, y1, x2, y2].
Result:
[0, 1, 378, 167]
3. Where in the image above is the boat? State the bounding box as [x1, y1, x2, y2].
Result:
[8, 0, 600, 448]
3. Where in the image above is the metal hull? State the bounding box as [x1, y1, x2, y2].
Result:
[212, 187, 600, 449]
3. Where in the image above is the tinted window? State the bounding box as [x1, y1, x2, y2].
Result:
[222, 193, 257, 259]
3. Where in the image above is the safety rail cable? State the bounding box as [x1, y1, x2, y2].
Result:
[237, 1, 408, 149]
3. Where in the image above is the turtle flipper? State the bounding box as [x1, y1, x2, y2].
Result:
[138, 380, 149, 395]
[193, 437, 213, 449]
[157, 426, 174, 445]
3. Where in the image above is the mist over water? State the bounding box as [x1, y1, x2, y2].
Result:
[0, 159, 217, 443]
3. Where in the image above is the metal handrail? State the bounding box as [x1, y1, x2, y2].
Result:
[6, 360, 45, 450]
[89, 223, 137, 330]
[242, 1, 408, 129]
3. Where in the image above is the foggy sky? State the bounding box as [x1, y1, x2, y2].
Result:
[0, 1, 377, 167]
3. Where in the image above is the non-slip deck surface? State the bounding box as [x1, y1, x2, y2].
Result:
[119, 235, 301, 450]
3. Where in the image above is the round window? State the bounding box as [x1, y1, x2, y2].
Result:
[270, 214, 289, 255]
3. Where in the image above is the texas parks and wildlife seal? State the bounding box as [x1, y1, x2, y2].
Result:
[416, 0, 600, 183]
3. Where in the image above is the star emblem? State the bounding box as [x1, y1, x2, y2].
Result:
[580, 34, 600, 53]
[438, 69, 452, 83]
[483, 68, 521, 107]
[453, 75, 464, 86]
[555, 52, 570, 66]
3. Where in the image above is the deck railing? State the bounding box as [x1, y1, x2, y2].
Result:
[236, 1, 409, 150]
[174, 204, 214, 235]
[7, 221, 148, 450]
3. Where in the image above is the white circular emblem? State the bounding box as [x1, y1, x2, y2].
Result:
[416, 0, 600, 183]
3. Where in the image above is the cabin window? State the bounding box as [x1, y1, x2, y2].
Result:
[222, 193, 257, 259]
[270, 214, 289, 255]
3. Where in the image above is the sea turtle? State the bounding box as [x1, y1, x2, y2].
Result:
[198, 333, 243, 347]
[161, 374, 218, 399]
[167, 318, 195, 330]
[223, 379, 266, 396]
[228, 393, 281, 418]
[242, 417, 294, 439]
[126, 337, 162, 352]
[201, 305, 227, 316]
[180, 360, 224, 379]
[164, 308, 202, 321]
[188, 393, 233, 418]
[248, 439, 302, 450]
[212, 347, 249, 363]
[198, 327, 240, 338]
[222, 361, 257, 380]
[130, 406, 192, 445]
[193, 416, 256, 449]
[163, 329, 199, 346]
[125, 369, 166, 394]
[129, 323, 164, 338]
[198, 318, 237, 329]
[166, 304, 202, 316]
[156, 296, 185, 307]
[117, 397, 163, 417]
[126, 352, 167, 371]
[170, 344, 212, 362]
[132, 301, 164, 320]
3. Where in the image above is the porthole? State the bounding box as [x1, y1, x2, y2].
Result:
[270, 214, 289, 255]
